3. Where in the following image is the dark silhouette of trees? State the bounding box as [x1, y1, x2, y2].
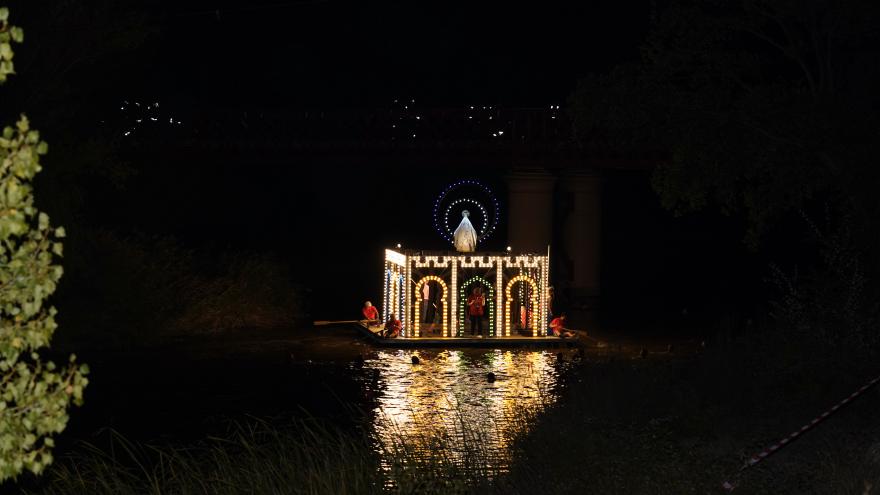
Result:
[571, 0, 880, 253]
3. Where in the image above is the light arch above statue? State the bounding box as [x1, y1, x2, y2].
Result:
[433, 179, 500, 249]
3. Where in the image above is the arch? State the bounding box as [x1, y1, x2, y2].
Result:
[413, 275, 449, 337]
[504, 275, 539, 336]
[458, 276, 496, 336]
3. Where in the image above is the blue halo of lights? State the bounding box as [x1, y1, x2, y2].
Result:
[433, 179, 500, 244]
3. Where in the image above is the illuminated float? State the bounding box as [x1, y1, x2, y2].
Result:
[368, 180, 554, 341]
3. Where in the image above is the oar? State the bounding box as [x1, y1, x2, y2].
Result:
[567, 328, 606, 345]
[313, 320, 368, 326]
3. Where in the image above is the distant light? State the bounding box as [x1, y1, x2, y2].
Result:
[150, 117, 157, 121]
[169, 118, 173, 123]
[492, 133, 497, 137]
[469, 106, 474, 109]
[506, 246, 512, 252]
[124, 131, 131, 136]
[468, 116, 473, 119]
[412, 134, 416, 138]
[498, 131, 504, 135]
[396, 243, 402, 249]
[392, 124, 396, 128]
[415, 116, 420, 120]
[404, 106, 408, 110]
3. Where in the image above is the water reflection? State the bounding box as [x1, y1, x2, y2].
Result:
[358, 349, 570, 473]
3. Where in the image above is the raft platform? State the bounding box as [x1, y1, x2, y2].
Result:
[354, 322, 579, 348]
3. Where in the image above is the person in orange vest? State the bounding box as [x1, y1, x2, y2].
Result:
[549, 313, 575, 338]
[467, 287, 486, 337]
[362, 301, 379, 322]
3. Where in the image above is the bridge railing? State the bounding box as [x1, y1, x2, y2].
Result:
[181, 106, 570, 146]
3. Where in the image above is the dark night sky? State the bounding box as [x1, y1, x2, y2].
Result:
[12, 0, 756, 326]
[149, 1, 651, 107]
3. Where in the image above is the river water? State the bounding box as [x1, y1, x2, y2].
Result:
[355, 348, 576, 473]
[66, 328, 578, 475]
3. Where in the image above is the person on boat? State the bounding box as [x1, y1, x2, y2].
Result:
[519, 305, 530, 331]
[467, 287, 485, 337]
[546, 286, 555, 322]
[382, 313, 401, 338]
[549, 313, 575, 338]
[427, 301, 441, 335]
[362, 301, 379, 322]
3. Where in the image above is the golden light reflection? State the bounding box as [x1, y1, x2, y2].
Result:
[364, 349, 566, 473]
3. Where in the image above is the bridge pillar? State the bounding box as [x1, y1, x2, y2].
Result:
[561, 169, 602, 309]
[506, 169, 556, 253]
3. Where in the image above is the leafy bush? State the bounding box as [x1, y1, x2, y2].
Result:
[769, 211, 879, 368]
[54, 230, 307, 350]
[0, 8, 88, 481]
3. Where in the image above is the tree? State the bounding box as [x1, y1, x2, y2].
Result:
[0, 7, 88, 481]
[570, 0, 880, 355]
[570, 0, 880, 254]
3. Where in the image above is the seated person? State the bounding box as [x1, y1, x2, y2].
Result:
[382, 313, 401, 338]
[362, 301, 379, 322]
[549, 313, 576, 338]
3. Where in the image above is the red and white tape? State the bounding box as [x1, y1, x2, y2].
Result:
[722, 374, 880, 492]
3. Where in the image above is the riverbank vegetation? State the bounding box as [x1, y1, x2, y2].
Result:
[53, 230, 309, 352]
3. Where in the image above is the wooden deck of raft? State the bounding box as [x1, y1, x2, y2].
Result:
[353, 322, 579, 348]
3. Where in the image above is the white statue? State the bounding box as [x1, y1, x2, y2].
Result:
[453, 210, 478, 252]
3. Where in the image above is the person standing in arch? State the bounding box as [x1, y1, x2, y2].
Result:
[467, 287, 486, 337]
[453, 210, 478, 252]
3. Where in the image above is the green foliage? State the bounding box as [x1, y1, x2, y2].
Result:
[53, 231, 307, 350]
[0, 10, 87, 482]
[0, 7, 24, 83]
[769, 212, 879, 359]
[570, 0, 880, 250]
